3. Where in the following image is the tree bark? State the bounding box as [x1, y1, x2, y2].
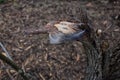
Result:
[82, 41, 102, 80]
[82, 37, 120, 80]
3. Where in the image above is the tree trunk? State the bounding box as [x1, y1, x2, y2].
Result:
[82, 41, 102, 80]
[82, 38, 120, 80]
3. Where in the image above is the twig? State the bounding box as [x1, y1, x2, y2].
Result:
[39, 73, 45, 80]
[6, 69, 15, 80]
[0, 52, 29, 80]
[0, 42, 13, 61]
[24, 29, 48, 35]
[103, 24, 113, 32]
[1, 61, 15, 80]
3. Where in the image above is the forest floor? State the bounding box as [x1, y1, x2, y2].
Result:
[0, 0, 120, 80]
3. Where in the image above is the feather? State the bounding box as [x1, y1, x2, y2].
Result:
[54, 21, 79, 34]
[46, 21, 86, 44]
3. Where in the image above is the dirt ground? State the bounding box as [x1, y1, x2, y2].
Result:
[0, 0, 120, 80]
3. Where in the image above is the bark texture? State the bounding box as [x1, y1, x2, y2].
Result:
[79, 7, 120, 80]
